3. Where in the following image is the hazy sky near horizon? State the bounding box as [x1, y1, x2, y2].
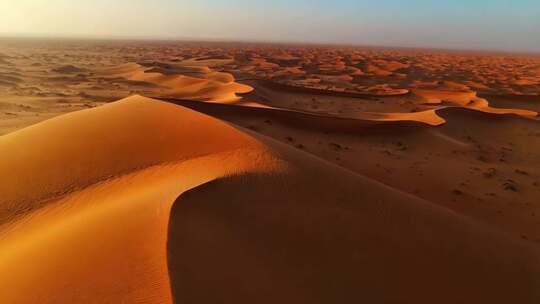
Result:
[1, 0, 539, 51]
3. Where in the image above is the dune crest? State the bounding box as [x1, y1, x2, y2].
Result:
[413, 89, 538, 119]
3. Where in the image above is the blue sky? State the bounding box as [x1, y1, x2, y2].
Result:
[1, 0, 539, 51]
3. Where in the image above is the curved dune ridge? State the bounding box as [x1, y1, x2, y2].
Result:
[0, 95, 539, 303]
[245, 83, 538, 125]
[412, 89, 538, 117]
[101, 61, 537, 127]
[100, 62, 253, 103]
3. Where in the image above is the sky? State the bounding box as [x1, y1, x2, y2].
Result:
[1, 0, 539, 52]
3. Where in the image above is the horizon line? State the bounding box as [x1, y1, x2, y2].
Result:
[1, 32, 539, 56]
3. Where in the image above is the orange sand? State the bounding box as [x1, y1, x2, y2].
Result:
[1, 40, 540, 303]
[0, 96, 539, 303]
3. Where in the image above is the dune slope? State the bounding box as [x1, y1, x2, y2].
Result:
[0, 96, 538, 303]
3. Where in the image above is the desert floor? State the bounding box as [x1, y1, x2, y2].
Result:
[0, 38, 539, 303]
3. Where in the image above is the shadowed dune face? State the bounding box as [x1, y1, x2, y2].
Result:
[0, 96, 539, 303]
[189, 102, 540, 243]
[168, 173, 540, 304]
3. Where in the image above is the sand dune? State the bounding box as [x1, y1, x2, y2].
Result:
[1, 40, 540, 303]
[101, 63, 252, 103]
[413, 89, 538, 118]
[99, 62, 536, 127]
[0, 95, 273, 302]
[0, 95, 539, 303]
[198, 100, 540, 243]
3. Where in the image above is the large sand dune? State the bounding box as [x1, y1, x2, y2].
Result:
[0, 95, 539, 303]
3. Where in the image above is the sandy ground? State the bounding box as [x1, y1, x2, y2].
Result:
[0, 38, 539, 303]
